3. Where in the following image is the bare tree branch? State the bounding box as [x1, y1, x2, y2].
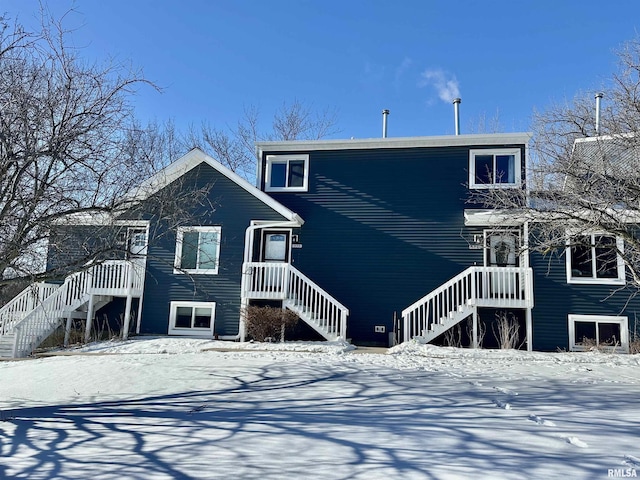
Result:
[472, 37, 640, 291]
[0, 11, 204, 291]
[190, 100, 340, 182]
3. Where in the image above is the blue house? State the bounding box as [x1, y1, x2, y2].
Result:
[0, 149, 313, 357]
[253, 132, 639, 351]
[253, 134, 534, 348]
[0, 132, 637, 356]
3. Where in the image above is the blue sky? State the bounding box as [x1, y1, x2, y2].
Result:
[4, 0, 640, 139]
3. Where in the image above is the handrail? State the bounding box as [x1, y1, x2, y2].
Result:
[242, 262, 349, 340]
[402, 266, 533, 342]
[0, 283, 59, 335]
[12, 272, 84, 357]
[7, 260, 144, 357]
[286, 264, 349, 340]
[242, 262, 289, 300]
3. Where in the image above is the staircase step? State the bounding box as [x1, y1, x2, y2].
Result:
[284, 303, 342, 342]
[0, 334, 15, 358]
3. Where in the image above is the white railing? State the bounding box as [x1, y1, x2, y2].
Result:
[243, 262, 289, 300]
[7, 260, 144, 357]
[242, 262, 349, 340]
[0, 283, 59, 335]
[88, 260, 145, 296]
[402, 267, 533, 342]
[286, 265, 349, 340]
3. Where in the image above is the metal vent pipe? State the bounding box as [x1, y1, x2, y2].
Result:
[595, 92, 603, 135]
[382, 109, 390, 138]
[453, 98, 461, 135]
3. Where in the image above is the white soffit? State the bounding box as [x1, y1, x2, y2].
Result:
[464, 209, 526, 226]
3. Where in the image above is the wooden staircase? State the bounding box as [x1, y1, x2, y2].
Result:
[402, 266, 534, 344]
[242, 262, 348, 341]
[0, 261, 144, 358]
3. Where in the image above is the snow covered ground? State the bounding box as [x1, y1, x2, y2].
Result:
[1, 338, 639, 479]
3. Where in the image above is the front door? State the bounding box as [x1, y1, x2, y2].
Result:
[485, 230, 520, 297]
[127, 228, 148, 257]
[262, 231, 290, 263]
[486, 231, 518, 268]
[261, 231, 291, 290]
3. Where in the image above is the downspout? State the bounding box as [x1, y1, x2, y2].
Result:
[238, 218, 304, 341]
[524, 219, 533, 352]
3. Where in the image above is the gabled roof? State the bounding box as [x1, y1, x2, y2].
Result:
[128, 148, 303, 224]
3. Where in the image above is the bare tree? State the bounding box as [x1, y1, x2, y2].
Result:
[0, 11, 210, 291]
[472, 37, 640, 289]
[467, 108, 503, 134]
[188, 100, 340, 182]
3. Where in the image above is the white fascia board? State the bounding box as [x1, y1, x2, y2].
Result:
[126, 148, 303, 225]
[571, 132, 637, 156]
[464, 209, 528, 226]
[53, 211, 114, 225]
[256, 132, 532, 157]
[53, 213, 150, 227]
[573, 132, 636, 144]
[479, 207, 640, 225]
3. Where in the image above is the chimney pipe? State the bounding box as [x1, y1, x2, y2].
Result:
[595, 92, 603, 135]
[453, 98, 461, 135]
[382, 109, 390, 138]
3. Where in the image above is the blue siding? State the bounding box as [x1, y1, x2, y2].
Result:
[46, 225, 125, 277]
[139, 163, 287, 337]
[531, 249, 640, 351]
[264, 144, 525, 345]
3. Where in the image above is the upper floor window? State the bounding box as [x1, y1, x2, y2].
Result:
[265, 154, 309, 192]
[174, 226, 221, 274]
[566, 233, 624, 285]
[469, 149, 521, 188]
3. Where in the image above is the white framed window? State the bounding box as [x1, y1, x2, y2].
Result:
[568, 314, 629, 353]
[265, 154, 309, 192]
[169, 302, 216, 336]
[469, 149, 521, 188]
[566, 233, 624, 285]
[174, 226, 221, 274]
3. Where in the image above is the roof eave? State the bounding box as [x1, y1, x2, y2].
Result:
[256, 132, 532, 156]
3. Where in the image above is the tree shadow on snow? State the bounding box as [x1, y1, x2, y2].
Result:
[0, 360, 638, 479]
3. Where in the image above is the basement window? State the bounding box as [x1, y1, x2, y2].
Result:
[469, 149, 521, 188]
[568, 314, 628, 352]
[169, 302, 216, 336]
[265, 154, 309, 192]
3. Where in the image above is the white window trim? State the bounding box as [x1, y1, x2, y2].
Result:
[265, 154, 309, 192]
[469, 148, 521, 189]
[168, 301, 216, 336]
[174, 226, 221, 275]
[568, 314, 629, 353]
[565, 233, 625, 285]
